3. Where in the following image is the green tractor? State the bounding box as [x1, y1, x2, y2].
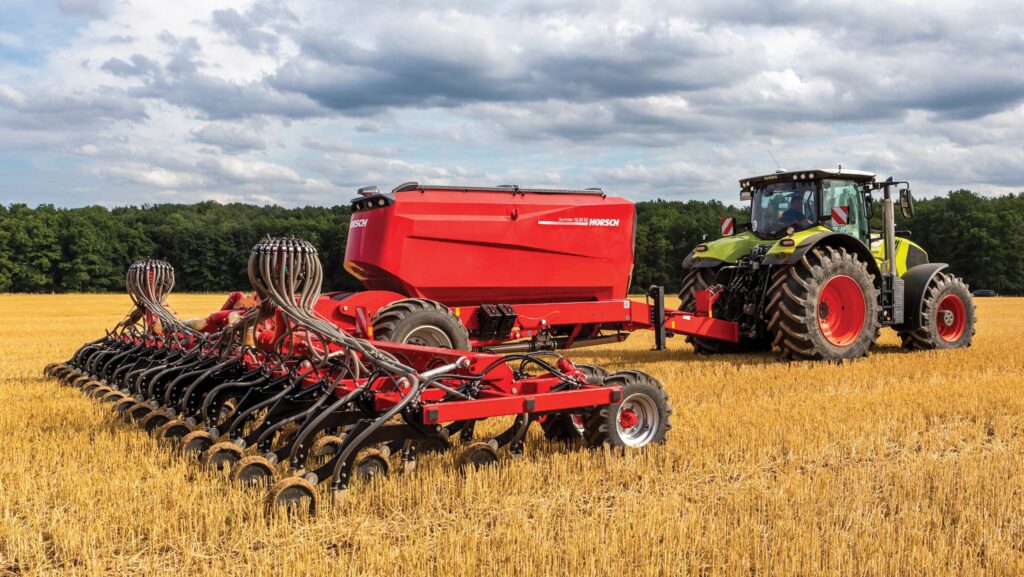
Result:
[680, 168, 976, 361]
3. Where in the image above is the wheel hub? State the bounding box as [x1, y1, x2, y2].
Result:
[936, 294, 967, 342]
[618, 408, 640, 430]
[403, 326, 453, 348]
[815, 275, 867, 347]
[615, 394, 659, 448]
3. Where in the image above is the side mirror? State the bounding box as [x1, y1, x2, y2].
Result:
[899, 188, 914, 219]
[864, 193, 874, 219]
[740, 190, 752, 201]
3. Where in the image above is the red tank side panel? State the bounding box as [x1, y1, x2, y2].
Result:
[344, 189, 636, 305]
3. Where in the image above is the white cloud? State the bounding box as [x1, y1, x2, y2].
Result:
[0, 0, 1021, 207]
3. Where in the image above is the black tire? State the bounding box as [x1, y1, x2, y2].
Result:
[679, 268, 770, 354]
[582, 370, 671, 448]
[372, 298, 471, 350]
[541, 364, 607, 442]
[766, 246, 881, 361]
[899, 272, 976, 350]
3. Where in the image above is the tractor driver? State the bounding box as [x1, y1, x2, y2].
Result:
[778, 193, 815, 228]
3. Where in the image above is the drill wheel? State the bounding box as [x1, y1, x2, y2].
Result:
[458, 441, 500, 470]
[202, 441, 244, 472]
[154, 419, 193, 444]
[99, 389, 127, 403]
[266, 476, 318, 517]
[140, 409, 173, 435]
[71, 375, 92, 389]
[352, 448, 390, 483]
[311, 435, 343, 458]
[81, 380, 103, 394]
[88, 385, 112, 400]
[231, 455, 276, 487]
[113, 396, 137, 416]
[126, 401, 155, 423]
[180, 430, 215, 461]
[43, 363, 61, 377]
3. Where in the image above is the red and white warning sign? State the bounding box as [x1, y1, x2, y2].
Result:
[720, 217, 735, 236]
[831, 206, 849, 226]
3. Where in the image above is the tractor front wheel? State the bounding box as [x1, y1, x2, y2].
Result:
[899, 272, 976, 350]
[766, 246, 881, 361]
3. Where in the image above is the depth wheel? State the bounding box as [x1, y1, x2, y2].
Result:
[765, 246, 881, 361]
[155, 419, 193, 443]
[352, 448, 390, 482]
[180, 430, 215, 460]
[202, 441, 244, 471]
[900, 272, 977, 350]
[266, 477, 318, 516]
[583, 370, 671, 449]
[140, 409, 173, 435]
[232, 455, 276, 486]
[680, 268, 770, 354]
[458, 441, 500, 470]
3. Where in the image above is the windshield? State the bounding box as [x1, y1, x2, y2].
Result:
[750, 182, 818, 238]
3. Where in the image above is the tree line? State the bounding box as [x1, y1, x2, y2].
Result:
[0, 190, 1020, 295]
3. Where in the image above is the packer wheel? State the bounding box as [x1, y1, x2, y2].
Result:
[126, 401, 155, 422]
[180, 430, 215, 460]
[140, 409, 173, 434]
[232, 455, 276, 486]
[266, 476, 318, 516]
[352, 448, 390, 482]
[113, 396, 137, 415]
[458, 441, 499, 470]
[99, 389, 126, 403]
[155, 419, 193, 443]
[311, 435, 343, 458]
[202, 441, 244, 471]
[88, 385, 112, 399]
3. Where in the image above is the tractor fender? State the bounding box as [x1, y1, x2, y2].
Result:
[762, 231, 884, 286]
[681, 252, 723, 269]
[894, 263, 948, 331]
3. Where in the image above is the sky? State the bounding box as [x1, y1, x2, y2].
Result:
[0, 0, 1022, 207]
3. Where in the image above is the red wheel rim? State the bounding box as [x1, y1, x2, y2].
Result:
[816, 275, 866, 347]
[937, 294, 967, 342]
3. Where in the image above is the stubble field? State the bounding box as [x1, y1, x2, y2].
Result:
[1, 294, 1022, 576]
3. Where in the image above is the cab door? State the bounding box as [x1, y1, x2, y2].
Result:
[820, 179, 868, 244]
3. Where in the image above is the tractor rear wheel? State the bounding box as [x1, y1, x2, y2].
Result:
[899, 272, 976, 350]
[679, 268, 769, 354]
[372, 298, 471, 350]
[766, 246, 880, 361]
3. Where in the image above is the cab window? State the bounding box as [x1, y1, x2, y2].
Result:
[820, 179, 867, 243]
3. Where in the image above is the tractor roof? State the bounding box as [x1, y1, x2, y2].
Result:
[739, 168, 876, 189]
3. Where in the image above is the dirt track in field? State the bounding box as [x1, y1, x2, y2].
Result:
[1, 294, 1023, 576]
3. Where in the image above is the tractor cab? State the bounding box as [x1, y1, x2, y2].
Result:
[740, 169, 876, 243]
